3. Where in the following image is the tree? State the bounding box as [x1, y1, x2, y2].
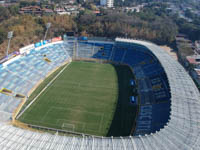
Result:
[8, 5, 19, 16]
[19, 1, 37, 8]
[185, 9, 195, 19]
[0, 6, 11, 21]
[0, 28, 6, 44]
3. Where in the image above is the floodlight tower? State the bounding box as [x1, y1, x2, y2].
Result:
[44, 22, 51, 41]
[6, 31, 13, 57]
[125, 33, 128, 38]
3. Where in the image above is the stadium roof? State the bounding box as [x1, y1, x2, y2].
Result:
[0, 38, 200, 149]
[116, 38, 200, 149]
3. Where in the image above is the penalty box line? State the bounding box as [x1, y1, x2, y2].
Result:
[16, 62, 71, 119]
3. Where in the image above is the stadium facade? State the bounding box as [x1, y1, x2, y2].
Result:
[0, 37, 199, 149]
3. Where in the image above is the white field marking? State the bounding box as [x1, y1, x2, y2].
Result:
[21, 118, 42, 124]
[82, 114, 103, 133]
[16, 62, 71, 119]
[53, 107, 102, 132]
[54, 79, 116, 90]
[98, 114, 104, 132]
[51, 106, 102, 116]
[84, 124, 101, 133]
[21, 118, 57, 127]
[48, 79, 117, 102]
[57, 119, 86, 131]
[57, 119, 86, 125]
[40, 108, 52, 122]
[62, 123, 75, 131]
[52, 66, 117, 89]
[82, 123, 86, 130]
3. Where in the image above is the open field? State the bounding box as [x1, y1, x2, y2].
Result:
[19, 61, 137, 136]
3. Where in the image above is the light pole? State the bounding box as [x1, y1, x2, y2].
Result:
[6, 31, 13, 57]
[44, 22, 51, 41]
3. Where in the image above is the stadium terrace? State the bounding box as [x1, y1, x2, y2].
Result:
[0, 37, 199, 149]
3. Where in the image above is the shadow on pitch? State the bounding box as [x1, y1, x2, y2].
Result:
[106, 64, 138, 137]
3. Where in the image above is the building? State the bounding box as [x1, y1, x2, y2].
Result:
[19, 6, 53, 15]
[54, 8, 69, 15]
[195, 41, 200, 54]
[186, 55, 200, 66]
[100, 0, 114, 8]
[0, 1, 5, 5]
[107, 0, 114, 8]
[186, 55, 200, 86]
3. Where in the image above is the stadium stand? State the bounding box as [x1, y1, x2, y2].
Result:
[76, 41, 114, 59]
[108, 40, 172, 135]
[0, 38, 199, 149]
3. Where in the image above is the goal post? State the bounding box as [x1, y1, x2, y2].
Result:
[62, 123, 75, 131]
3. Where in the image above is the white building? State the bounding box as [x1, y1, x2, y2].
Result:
[100, 0, 114, 8]
[107, 0, 114, 8]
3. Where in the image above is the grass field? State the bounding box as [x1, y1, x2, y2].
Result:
[19, 61, 137, 136]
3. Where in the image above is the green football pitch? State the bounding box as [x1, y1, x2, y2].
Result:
[19, 61, 137, 136]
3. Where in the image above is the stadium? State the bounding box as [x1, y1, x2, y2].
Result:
[0, 35, 199, 149]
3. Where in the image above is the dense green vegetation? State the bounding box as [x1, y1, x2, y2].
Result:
[174, 17, 200, 41]
[77, 9, 177, 45]
[0, 1, 200, 58]
[19, 61, 136, 136]
[0, 14, 76, 57]
[177, 41, 194, 58]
